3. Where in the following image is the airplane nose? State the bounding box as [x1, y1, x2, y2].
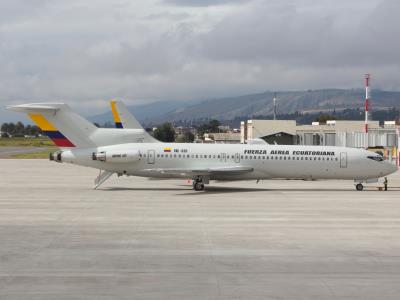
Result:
[384, 162, 398, 175]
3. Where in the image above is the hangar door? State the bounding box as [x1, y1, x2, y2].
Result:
[340, 152, 347, 168]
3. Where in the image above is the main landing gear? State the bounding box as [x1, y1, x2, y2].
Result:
[355, 183, 364, 191]
[192, 176, 206, 191]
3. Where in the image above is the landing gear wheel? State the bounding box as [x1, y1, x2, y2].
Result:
[356, 183, 364, 191]
[194, 182, 205, 191]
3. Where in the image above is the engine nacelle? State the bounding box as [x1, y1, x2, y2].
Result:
[49, 151, 63, 163]
[92, 149, 140, 163]
[49, 150, 75, 163]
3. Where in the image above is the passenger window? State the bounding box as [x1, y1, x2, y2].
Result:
[218, 155, 220, 158]
[209, 155, 211, 158]
[279, 157, 282, 160]
[195, 155, 198, 158]
[241, 155, 243, 159]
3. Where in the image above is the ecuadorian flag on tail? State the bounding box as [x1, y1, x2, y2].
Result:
[164, 147, 172, 152]
[110, 100, 123, 128]
[28, 114, 75, 147]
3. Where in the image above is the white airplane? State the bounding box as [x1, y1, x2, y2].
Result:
[7, 103, 397, 191]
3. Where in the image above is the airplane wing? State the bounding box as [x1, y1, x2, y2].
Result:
[142, 166, 254, 176]
[247, 138, 269, 145]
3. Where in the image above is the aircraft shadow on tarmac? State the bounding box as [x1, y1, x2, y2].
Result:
[100, 185, 360, 194]
[177, 186, 362, 195]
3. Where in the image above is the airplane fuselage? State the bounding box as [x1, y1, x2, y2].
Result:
[60, 143, 397, 182]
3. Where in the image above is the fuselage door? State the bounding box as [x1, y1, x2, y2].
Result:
[147, 149, 155, 164]
[220, 153, 226, 162]
[234, 153, 240, 163]
[340, 152, 347, 168]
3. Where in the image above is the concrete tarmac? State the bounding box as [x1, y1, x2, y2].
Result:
[0, 159, 399, 300]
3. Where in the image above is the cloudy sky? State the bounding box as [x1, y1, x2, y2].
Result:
[1, 0, 399, 121]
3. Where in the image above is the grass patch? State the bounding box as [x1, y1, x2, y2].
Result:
[11, 148, 57, 159]
[0, 137, 54, 147]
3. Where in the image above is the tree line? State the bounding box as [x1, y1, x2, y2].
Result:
[0, 119, 222, 142]
[152, 119, 221, 142]
[1, 122, 42, 137]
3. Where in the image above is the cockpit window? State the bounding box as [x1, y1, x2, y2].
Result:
[367, 155, 384, 162]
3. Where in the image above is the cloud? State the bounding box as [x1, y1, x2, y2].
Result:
[163, 0, 253, 7]
[194, 0, 400, 68]
[0, 0, 399, 123]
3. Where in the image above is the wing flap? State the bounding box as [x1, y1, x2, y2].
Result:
[142, 166, 254, 176]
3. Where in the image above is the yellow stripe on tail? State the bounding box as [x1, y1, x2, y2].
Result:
[28, 113, 57, 131]
[110, 100, 121, 123]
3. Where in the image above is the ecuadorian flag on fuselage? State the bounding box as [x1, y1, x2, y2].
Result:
[28, 114, 75, 147]
[110, 100, 123, 128]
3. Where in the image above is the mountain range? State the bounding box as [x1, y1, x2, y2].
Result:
[89, 89, 400, 126]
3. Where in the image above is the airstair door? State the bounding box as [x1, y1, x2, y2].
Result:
[147, 150, 155, 164]
[340, 152, 347, 168]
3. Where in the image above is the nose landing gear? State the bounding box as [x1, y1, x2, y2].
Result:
[193, 181, 205, 191]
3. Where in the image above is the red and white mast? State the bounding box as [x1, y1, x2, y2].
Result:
[364, 74, 370, 134]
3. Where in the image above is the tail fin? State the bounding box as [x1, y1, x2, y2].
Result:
[7, 103, 97, 149]
[110, 100, 143, 129]
[110, 100, 160, 143]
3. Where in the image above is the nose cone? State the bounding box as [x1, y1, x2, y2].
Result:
[388, 163, 398, 174]
[382, 162, 398, 177]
